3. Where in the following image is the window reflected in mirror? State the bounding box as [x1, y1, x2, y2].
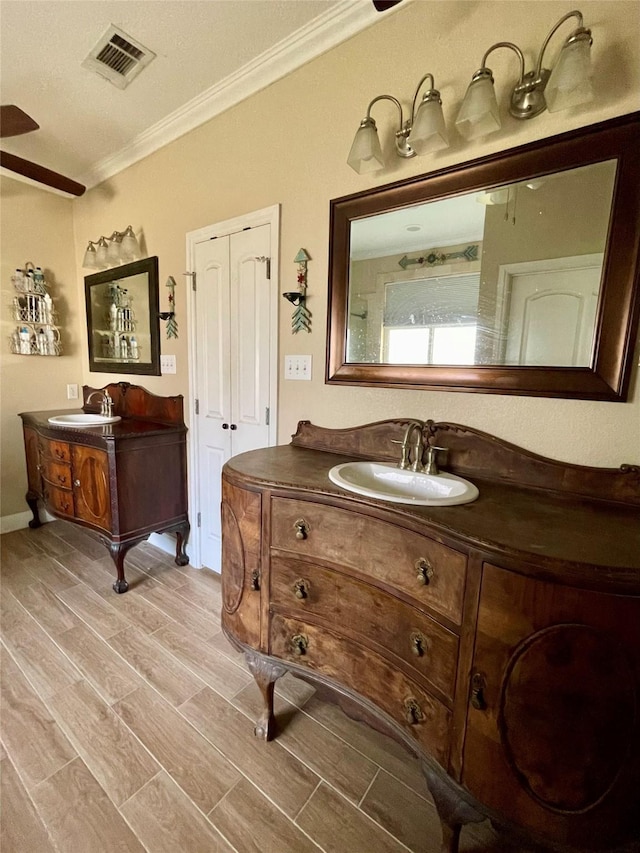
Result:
[347, 160, 616, 368]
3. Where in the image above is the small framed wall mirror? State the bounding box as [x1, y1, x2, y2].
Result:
[85, 256, 161, 375]
[327, 113, 640, 401]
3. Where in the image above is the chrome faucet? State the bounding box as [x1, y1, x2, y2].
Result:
[393, 421, 425, 472]
[86, 390, 113, 418]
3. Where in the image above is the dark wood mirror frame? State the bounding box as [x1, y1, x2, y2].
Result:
[85, 256, 161, 376]
[326, 112, 640, 401]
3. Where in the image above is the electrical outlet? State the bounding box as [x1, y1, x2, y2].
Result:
[66, 383, 79, 400]
[284, 355, 312, 380]
[160, 354, 177, 374]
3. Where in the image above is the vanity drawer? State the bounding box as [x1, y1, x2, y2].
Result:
[270, 497, 467, 625]
[270, 555, 459, 699]
[270, 613, 451, 766]
[40, 459, 72, 489]
[43, 484, 74, 517]
[39, 438, 71, 464]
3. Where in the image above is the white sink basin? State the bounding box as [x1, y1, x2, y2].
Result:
[48, 414, 121, 426]
[328, 461, 479, 506]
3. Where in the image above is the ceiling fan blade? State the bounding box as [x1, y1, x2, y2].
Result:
[372, 0, 403, 10]
[0, 151, 85, 196]
[1, 105, 40, 138]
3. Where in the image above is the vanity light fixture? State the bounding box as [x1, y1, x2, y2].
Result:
[82, 225, 141, 269]
[456, 9, 593, 140]
[347, 73, 449, 174]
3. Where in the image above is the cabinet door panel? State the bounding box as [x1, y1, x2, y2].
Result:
[71, 446, 111, 531]
[23, 427, 42, 494]
[463, 562, 640, 849]
[220, 480, 261, 649]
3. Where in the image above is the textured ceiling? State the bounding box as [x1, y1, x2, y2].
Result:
[0, 0, 383, 190]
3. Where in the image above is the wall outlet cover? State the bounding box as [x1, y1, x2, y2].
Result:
[66, 383, 79, 400]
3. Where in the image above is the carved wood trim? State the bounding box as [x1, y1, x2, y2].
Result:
[83, 382, 184, 425]
[291, 419, 640, 505]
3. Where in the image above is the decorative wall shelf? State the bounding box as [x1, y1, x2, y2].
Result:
[9, 262, 61, 356]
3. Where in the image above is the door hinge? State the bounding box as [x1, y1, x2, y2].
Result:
[195, 399, 199, 414]
[183, 271, 196, 291]
[255, 256, 271, 280]
[197, 512, 201, 528]
[265, 406, 270, 426]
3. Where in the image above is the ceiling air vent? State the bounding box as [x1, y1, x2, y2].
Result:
[82, 25, 156, 90]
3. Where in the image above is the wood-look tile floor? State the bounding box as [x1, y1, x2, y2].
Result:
[1, 521, 519, 853]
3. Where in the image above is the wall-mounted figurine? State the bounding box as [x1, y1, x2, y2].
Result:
[283, 248, 312, 333]
[159, 275, 179, 339]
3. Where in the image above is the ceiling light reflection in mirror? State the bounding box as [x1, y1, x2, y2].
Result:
[346, 159, 616, 369]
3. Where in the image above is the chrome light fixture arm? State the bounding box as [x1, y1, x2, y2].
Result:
[364, 94, 414, 158]
[474, 41, 529, 117]
[410, 73, 441, 121]
[514, 9, 591, 118]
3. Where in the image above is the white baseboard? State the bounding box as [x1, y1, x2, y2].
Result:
[1, 508, 55, 534]
[147, 531, 219, 573]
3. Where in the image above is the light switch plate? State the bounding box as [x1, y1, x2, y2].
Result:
[66, 383, 79, 400]
[284, 355, 312, 380]
[160, 354, 177, 374]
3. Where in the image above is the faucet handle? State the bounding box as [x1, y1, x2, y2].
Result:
[425, 445, 448, 475]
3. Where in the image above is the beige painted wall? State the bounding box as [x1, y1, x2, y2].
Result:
[1, 177, 84, 518]
[2, 1, 639, 521]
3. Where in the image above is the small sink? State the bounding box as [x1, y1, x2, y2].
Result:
[328, 461, 479, 506]
[47, 414, 122, 426]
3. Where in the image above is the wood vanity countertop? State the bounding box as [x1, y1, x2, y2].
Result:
[20, 409, 187, 443]
[224, 444, 640, 592]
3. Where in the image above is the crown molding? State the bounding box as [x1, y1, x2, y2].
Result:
[79, 0, 387, 189]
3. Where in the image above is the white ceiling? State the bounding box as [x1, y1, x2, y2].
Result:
[0, 0, 386, 192]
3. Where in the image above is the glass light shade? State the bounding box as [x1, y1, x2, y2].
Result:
[120, 225, 141, 261]
[545, 37, 593, 113]
[407, 98, 449, 155]
[347, 120, 384, 174]
[455, 74, 501, 140]
[82, 242, 99, 269]
[95, 237, 109, 269]
[107, 234, 123, 265]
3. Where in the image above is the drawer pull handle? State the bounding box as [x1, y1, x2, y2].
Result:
[250, 570, 260, 591]
[415, 559, 434, 585]
[404, 698, 425, 725]
[36, 464, 42, 471]
[61, 501, 70, 512]
[74, 479, 81, 487]
[293, 518, 309, 540]
[55, 449, 65, 459]
[57, 475, 67, 484]
[410, 631, 428, 657]
[293, 578, 309, 599]
[291, 634, 309, 656]
[470, 673, 487, 711]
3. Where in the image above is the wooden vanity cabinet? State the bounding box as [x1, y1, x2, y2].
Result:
[221, 419, 640, 853]
[20, 382, 190, 593]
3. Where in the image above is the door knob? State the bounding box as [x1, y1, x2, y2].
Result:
[230, 424, 237, 430]
[222, 423, 229, 429]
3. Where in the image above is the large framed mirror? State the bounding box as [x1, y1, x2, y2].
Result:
[327, 113, 640, 400]
[84, 256, 161, 375]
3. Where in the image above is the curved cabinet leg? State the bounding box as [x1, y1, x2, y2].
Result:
[245, 650, 287, 741]
[174, 521, 190, 566]
[106, 541, 137, 594]
[421, 762, 486, 853]
[26, 491, 42, 528]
